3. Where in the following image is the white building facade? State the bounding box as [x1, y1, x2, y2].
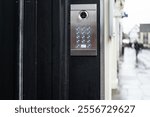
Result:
[104, 0, 125, 99]
[140, 24, 150, 48]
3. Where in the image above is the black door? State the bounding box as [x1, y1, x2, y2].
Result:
[0, 0, 103, 100]
[0, 0, 19, 100]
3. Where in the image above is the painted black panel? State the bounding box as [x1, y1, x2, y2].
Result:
[69, 0, 100, 99]
[0, 0, 18, 99]
[37, 0, 53, 99]
[23, 0, 37, 99]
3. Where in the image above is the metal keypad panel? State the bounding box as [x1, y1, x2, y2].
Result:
[75, 26, 92, 49]
[70, 4, 97, 56]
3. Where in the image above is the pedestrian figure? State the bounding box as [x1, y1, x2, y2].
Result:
[122, 43, 125, 56]
[134, 41, 140, 61]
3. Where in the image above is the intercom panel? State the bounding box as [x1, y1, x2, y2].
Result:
[70, 4, 97, 56]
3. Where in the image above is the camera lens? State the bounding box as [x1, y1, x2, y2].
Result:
[80, 11, 88, 19]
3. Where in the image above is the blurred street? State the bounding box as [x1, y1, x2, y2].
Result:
[113, 47, 150, 100]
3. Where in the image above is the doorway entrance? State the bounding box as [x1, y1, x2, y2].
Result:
[0, 0, 104, 100]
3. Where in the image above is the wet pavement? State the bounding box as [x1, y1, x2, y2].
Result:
[112, 47, 150, 100]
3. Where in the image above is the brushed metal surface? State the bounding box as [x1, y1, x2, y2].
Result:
[71, 4, 96, 10]
[70, 4, 97, 56]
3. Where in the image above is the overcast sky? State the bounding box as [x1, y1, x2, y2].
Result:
[122, 0, 150, 33]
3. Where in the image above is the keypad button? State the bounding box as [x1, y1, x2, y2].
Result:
[86, 26, 91, 31]
[76, 40, 80, 44]
[87, 44, 92, 48]
[81, 31, 86, 35]
[87, 31, 91, 35]
[76, 31, 80, 35]
[76, 27, 80, 31]
[87, 40, 91, 43]
[76, 35, 80, 39]
[76, 44, 80, 48]
[81, 35, 85, 39]
[81, 27, 86, 31]
[82, 40, 86, 44]
[87, 35, 91, 39]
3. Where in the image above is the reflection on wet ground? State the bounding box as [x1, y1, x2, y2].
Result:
[112, 47, 150, 100]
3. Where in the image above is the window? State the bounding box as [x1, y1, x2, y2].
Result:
[143, 33, 148, 44]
